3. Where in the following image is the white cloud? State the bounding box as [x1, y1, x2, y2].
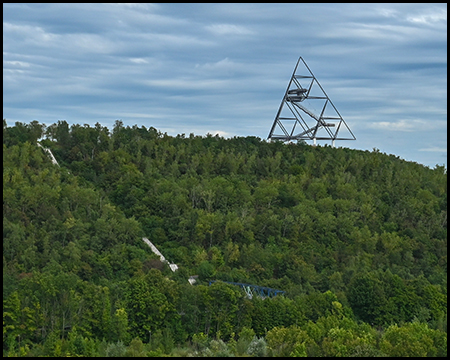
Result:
[113, 3, 158, 11]
[136, 32, 214, 49]
[376, 5, 447, 27]
[129, 58, 148, 64]
[64, 33, 115, 54]
[3, 60, 31, 68]
[321, 22, 431, 42]
[418, 147, 447, 153]
[205, 23, 254, 36]
[406, 8, 447, 25]
[3, 22, 57, 44]
[143, 78, 233, 91]
[377, 8, 400, 19]
[4, 22, 115, 55]
[368, 119, 444, 132]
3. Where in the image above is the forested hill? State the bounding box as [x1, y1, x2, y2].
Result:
[3, 119, 447, 357]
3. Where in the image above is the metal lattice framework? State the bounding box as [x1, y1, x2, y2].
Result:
[268, 57, 355, 147]
[209, 281, 285, 299]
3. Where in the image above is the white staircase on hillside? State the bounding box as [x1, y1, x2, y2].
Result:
[37, 143, 60, 167]
[142, 237, 179, 272]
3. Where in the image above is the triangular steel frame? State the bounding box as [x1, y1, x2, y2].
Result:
[268, 57, 355, 146]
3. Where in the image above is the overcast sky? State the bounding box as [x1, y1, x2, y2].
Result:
[3, 3, 447, 169]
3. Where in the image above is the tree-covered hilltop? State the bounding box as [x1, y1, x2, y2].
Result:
[3, 119, 447, 357]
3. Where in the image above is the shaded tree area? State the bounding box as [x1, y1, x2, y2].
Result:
[3, 120, 447, 356]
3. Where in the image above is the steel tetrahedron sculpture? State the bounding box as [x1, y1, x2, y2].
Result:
[268, 57, 355, 147]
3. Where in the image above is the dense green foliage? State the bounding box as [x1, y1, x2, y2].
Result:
[3, 119, 447, 356]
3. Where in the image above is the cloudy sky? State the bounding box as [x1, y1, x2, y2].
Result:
[3, 3, 447, 169]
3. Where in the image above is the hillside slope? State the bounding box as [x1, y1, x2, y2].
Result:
[3, 120, 447, 357]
